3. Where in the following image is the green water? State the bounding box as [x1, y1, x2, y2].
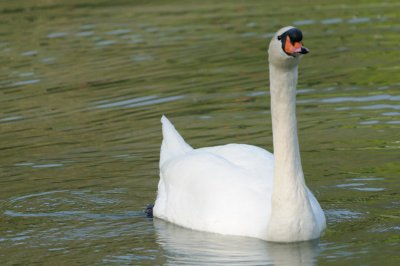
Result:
[1, 0, 399, 265]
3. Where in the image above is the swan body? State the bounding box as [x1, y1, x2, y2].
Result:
[153, 26, 326, 242]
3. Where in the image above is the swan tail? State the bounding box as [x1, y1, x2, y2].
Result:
[160, 115, 193, 166]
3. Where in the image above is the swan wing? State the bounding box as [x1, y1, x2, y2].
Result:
[155, 130, 274, 237]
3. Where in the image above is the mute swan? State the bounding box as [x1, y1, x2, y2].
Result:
[153, 26, 326, 242]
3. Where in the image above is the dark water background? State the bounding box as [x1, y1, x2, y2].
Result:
[0, 0, 399, 265]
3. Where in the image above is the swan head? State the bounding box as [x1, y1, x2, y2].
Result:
[268, 26, 309, 68]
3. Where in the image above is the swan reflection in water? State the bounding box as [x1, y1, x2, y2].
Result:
[154, 219, 320, 266]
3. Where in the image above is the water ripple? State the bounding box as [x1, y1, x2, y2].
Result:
[300, 94, 399, 105]
[76, 31, 94, 37]
[13, 79, 41, 86]
[95, 95, 184, 109]
[47, 32, 68, 39]
[325, 209, 362, 222]
[32, 163, 64, 168]
[95, 95, 157, 108]
[21, 50, 38, 56]
[4, 210, 141, 220]
[0, 116, 23, 123]
[321, 18, 343, 25]
[107, 29, 132, 35]
[322, 94, 399, 103]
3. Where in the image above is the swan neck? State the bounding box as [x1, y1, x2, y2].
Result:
[267, 63, 319, 242]
[270, 64, 304, 188]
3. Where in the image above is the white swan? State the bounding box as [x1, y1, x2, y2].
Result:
[153, 26, 326, 242]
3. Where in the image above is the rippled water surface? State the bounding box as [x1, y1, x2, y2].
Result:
[1, 0, 399, 265]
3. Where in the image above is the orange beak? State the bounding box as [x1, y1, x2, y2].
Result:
[284, 36, 309, 55]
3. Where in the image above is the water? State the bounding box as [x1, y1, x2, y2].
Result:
[0, 0, 399, 265]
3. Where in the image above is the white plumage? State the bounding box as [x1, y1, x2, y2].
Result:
[153, 26, 326, 242]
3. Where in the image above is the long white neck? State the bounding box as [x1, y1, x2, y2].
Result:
[266, 63, 319, 242]
[270, 65, 304, 191]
